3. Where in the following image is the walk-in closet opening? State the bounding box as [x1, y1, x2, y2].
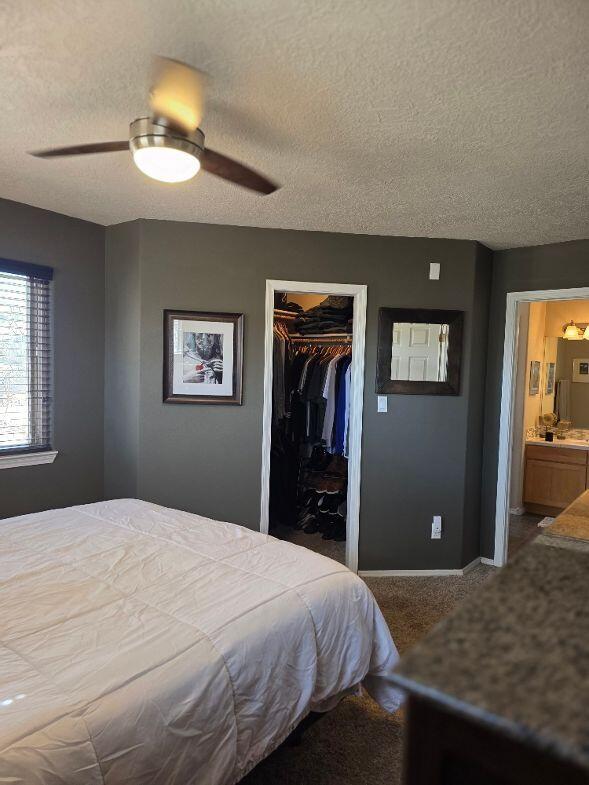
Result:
[260, 280, 367, 572]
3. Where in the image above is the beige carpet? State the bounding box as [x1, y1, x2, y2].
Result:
[242, 564, 494, 785]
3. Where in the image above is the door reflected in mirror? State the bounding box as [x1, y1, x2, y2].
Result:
[542, 336, 589, 428]
[376, 307, 463, 395]
[391, 322, 449, 382]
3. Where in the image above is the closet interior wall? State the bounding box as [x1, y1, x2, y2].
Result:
[270, 294, 353, 563]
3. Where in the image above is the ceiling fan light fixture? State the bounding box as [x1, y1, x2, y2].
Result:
[129, 118, 204, 184]
[31, 58, 279, 195]
[133, 145, 200, 183]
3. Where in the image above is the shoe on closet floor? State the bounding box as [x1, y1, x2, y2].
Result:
[303, 518, 322, 534]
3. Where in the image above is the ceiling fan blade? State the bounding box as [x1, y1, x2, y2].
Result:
[150, 56, 206, 135]
[201, 148, 279, 195]
[30, 141, 129, 158]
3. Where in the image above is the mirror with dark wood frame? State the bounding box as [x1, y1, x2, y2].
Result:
[376, 307, 464, 395]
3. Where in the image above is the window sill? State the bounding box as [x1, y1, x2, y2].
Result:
[0, 450, 58, 470]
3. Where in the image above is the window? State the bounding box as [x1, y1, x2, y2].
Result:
[0, 259, 53, 455]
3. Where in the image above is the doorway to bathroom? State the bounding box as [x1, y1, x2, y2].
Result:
[495, 287, 589, 566]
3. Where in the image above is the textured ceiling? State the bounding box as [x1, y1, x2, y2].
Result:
[1, 0, 588, 249]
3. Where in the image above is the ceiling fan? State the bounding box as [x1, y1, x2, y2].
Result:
[30, 56, 279, 195]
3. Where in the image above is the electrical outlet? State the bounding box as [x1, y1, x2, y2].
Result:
[431, 515, 442, 539]
[429, 262, 440, 280]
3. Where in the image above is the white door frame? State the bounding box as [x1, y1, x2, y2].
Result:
[494, 285, 589, 566]
[260, 279, 367, 573]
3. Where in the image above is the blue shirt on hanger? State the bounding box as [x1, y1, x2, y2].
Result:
[334, 356, 351, 455]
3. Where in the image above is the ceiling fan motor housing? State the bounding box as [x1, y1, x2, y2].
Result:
[129, 117, 205, 159]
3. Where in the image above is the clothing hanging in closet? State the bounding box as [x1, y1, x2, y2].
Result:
[270, 309, 352, 544]
[273, 342, 352, 458]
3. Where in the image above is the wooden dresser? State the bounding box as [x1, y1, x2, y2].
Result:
[523, 442, 589, 516]
[391, 492, 589, 785]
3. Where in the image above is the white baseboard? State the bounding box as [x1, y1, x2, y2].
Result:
[359, 557, 493, 578]
[461, 557, 481, 574]
[480, 557, 497, 566]
[509, 506, 526, 516]
[360, 570, 463, 577]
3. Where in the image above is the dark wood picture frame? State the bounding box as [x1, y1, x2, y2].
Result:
[163, 309, 244, 405]
[376, 307, 464, 395]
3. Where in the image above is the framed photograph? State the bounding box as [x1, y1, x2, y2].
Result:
[572, 358, 589, 384]
[529, 360, 541, 395]
[163, 310, 244, 404]
[545, 362, 555, 395]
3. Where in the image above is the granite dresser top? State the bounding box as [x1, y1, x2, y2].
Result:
[543, 490, 589, 542]
[391, 501, 589, 772]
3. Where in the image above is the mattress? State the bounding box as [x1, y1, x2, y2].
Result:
[0, 498, 402, 784]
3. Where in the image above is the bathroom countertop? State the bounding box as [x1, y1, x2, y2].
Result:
[391, 511, 589, 771]
[525, 436, 589, 451]
[543, 489, 589, 542]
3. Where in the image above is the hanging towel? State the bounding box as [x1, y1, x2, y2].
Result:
[556, 378, 571, 421]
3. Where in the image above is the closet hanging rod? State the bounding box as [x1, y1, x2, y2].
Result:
[290, 333, 352, 342]
[274, 308, 298, 320]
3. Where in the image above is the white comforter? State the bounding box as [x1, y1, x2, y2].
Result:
[0, 499, 402, 785]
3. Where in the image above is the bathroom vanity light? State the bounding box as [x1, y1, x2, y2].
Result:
[562, 321, 589, 340]
[563, 321, 583, 340]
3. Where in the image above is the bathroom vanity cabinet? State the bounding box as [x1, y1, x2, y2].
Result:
[524, 443, 588, 515]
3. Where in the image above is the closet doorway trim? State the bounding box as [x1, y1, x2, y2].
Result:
[260, 279, 367, 574]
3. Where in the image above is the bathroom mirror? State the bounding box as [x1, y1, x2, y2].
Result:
[376, 308, 463, 395]
[542, 336, 589, 427]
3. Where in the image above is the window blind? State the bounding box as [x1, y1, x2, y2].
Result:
[0, 259, 53, 454]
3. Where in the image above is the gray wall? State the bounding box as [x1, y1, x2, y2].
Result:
[104, 222, 141, 497]
[462, 243, 493, 565]
[3, 193, 584, 568]
[480, 239, 589, 557]
[0, 198, 105, 518]
[105, 220, 491, 570]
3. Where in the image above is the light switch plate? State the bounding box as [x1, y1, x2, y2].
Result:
[429, 262, 440, 280]
[377, 396, 387, 413]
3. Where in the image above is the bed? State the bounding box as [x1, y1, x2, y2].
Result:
[0, 498, 402, 785]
